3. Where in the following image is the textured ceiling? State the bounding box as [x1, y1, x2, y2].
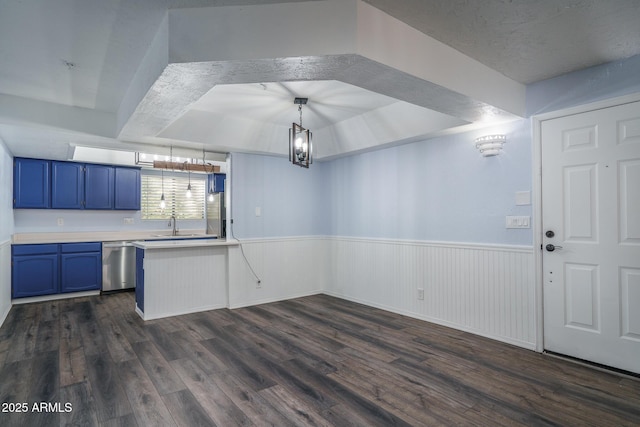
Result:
[0, 0, 638, 161]
[363, 0, 640, 83]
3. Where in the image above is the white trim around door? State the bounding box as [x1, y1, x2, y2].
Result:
[532, 92, 640, 355]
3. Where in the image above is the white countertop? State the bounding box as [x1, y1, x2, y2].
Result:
[12, 230, 216, 244]
[132, 238, 239, 250]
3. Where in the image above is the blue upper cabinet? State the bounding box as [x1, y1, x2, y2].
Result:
[13, 158, 50, 208]
[51, 161, 85, 209]
[85, 164, 114, 209]
[13, 158, 141, 211]
[208, 173, 226, 193]
[114, 167, 141, 210]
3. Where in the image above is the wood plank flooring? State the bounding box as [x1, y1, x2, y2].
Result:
[1, 291, 639, 426]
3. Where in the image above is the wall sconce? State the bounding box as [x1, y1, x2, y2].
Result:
[475, 134, 506, 157]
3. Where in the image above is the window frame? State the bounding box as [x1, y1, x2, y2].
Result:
[140, 170, 206, 220]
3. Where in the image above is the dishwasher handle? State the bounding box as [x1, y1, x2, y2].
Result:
[102, 242, 135, 248]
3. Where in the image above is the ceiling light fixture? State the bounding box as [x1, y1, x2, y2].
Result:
[186, 165, 192, 198]
[289, 97, 312, 168]
[475, 134, 507, 157]
[159, 169, 166, 210]
[204, 148, 215, 202]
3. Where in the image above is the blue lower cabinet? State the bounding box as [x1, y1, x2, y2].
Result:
[12, 253, 59, 298]
[12, 242, 102, 298]
[60, 243, 102, 292]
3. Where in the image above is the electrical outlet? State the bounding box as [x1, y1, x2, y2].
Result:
[256, 280, 262, 289]
[57, 218, 64, 227]
[417, 288, 424, 300]
[123, 217, 134, 225]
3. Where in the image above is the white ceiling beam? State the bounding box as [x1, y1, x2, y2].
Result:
[118, 0, 525, 158]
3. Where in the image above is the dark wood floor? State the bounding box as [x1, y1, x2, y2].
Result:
[0, 292, 639, 427]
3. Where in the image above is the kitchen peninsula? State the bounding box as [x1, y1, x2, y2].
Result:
[132, 238, 239, 320]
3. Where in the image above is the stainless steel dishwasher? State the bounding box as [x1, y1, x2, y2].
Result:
[102, 241, 136, 292]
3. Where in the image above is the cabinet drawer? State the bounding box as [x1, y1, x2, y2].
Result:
[12, 244, 58, 256]
[60, 242, 101, 253]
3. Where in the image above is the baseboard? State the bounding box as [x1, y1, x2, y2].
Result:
[229, 289, 323, 309]
[0, 302, 11, 330]
[0, 239, 11, 329]
[12, 290, 101, 305]
[138, 303, 228, 321]
[322, 290, 537, 351]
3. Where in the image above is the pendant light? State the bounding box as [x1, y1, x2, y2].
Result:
[186, 164, 192, 198]
[204, 147, 215, 202]
[159, 169, 166, 209]
[289, 97, 312, 168]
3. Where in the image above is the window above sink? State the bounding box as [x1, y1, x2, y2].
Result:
[141, 172, 205, 220]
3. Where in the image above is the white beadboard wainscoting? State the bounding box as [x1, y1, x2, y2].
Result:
[0, 240, 11, 327]
[140, 245, 229, 320]
[227, 236, 329, 309]
[226, 235, 537, 349]
[325, 237, 537, 349]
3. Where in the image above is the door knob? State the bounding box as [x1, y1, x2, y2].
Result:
[546, 244, 563, 252]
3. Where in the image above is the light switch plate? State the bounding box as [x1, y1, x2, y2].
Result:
[123, 217, 134, 225]
[255, 207, 261, 217]
[506, 215, 530, 229]
[515, 191, 531, 206]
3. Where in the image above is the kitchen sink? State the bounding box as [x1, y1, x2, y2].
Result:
[150, 233, 208, 238]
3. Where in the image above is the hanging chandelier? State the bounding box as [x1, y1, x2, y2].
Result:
[289, 97, 313, 168]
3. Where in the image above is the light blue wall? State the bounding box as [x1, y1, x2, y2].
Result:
[0, 139, 14, 242]
[526, 54, 640, 116]
[230, 152, 330, 239]
[327, 119, 533, 245]
[230, 120, 532, 246]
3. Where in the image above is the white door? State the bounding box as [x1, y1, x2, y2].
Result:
[541, 100, 640, 374]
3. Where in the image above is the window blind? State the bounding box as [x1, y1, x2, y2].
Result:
[141, 173, 205, 220]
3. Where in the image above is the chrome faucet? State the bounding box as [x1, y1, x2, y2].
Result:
[168, 215, 178, 236]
